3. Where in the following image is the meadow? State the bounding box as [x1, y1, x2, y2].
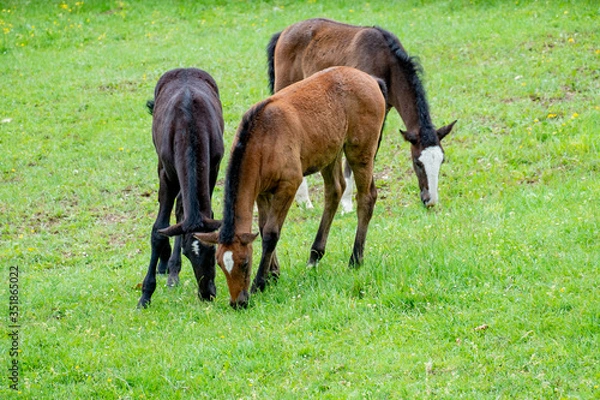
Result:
[0, 0, 598, 398]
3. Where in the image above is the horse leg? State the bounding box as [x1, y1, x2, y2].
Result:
[166, 236, 182, 287]
[294, 177, 314, 209]
[138, 175, 177, 308]
[308, 159, 345, 267]
[163, 194, 183, 282]
[157, 239, 172, 275]
[340, 159, 354, 214]
[347, 164, 377, 268]
[251, 184, 297, 293]
[257, 194, 281, 282]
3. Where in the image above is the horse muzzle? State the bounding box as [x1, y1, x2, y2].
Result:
[229, 290, 249, 309]
[421, 190, 437, 208]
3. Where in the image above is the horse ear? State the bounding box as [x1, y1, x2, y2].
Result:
[158, 223, 184, 237]
[193, 231, 220, 246]
[400, 129, 419, 145]
[437, 120, 457, 141]
[238, 233, 259, 246]
[202, 217, 222, 232]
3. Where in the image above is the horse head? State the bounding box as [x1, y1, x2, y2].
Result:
[194, 231, 259, 309]
[401, 120, 456, 208]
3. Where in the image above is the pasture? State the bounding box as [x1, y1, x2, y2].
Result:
[1, 0, 598, 398]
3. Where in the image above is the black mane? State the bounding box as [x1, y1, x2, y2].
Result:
[220, 99, 271, 244]
[266, 31, 282, 95]
[373, 27, 438, 147]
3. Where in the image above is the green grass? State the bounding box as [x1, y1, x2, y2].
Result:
[1, 0, 598, 398]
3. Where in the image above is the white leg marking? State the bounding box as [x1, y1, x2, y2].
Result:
[295, 178, 314, 209]
[340, 172, 354, 214]
[191, 240, 200, 257]
[223, 251, 234, 274]
[418, 146, 444, 206]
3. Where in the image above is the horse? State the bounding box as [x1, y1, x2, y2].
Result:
[267, 18, 456, 211]
[194, 66, 387, 309]
[137, 68, 224, 309]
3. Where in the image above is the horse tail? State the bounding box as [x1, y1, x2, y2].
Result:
[374, 77, 388, 104]
[146, 99, 155, 115]
[372, 77, 388, 158]
[267, 31, 282, 94]
[159, 87, 203, 237]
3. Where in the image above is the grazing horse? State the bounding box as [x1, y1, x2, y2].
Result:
[137, 68, 224, 308]
[194, 66, 387, 309]
[267, 18, 456, 210]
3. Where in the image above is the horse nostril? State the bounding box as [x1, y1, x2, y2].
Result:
[421, 191, 431, 206]
[229, 290, 249, 309]
[230, 300, 248, 309]
[230, 301, 245, 309]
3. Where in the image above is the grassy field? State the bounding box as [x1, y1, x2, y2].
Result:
[1, 0, 598, 398]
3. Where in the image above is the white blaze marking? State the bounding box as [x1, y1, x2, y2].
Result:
[418, 146, 444, 206]
[223, 251, 234, 274]
[191, 240, 200, 256]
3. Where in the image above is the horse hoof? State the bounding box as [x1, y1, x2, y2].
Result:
[198, 292, 215, 302]
[298, 200, 314, 209]
[340, 200, 353, 215]
[198, 287, 216, 301]
[308, 249, 324, 267]
[166, 275, 180, 287]
[198, 281, 216, 301]
[296, 196, 314, 209]
[251, 280, 266, 293]
[348, 256, 362, 269]
[268, 268, 280, 282]
[137, 297, 151, 309]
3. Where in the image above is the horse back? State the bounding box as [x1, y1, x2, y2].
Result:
[152, 68, 224, 171]
[151, 68, 224, 223]
[253, 67, 386, 179]
[273, 18, 393, 91]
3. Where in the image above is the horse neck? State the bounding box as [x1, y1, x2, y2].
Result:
[388, 68, 430, 134]
[224, 163, 259, 237]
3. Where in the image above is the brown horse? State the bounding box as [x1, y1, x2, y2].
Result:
[267, 18, 456, 210]
[194, 66, 387, 309]
[138, 68, 224, 308]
